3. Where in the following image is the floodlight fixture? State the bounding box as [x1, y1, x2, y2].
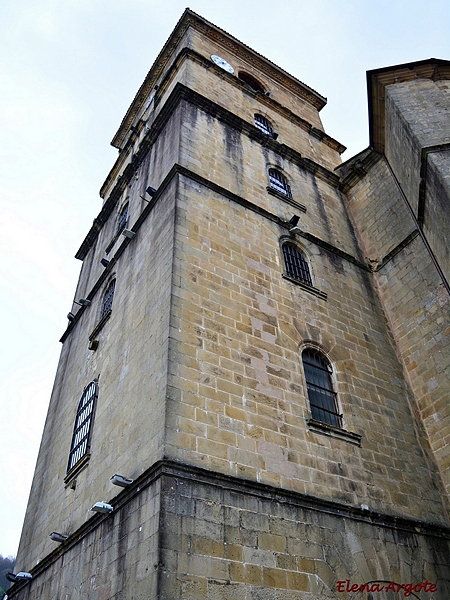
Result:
[6, 572, 32, 583]
[110, 474, 133, 488]
[67, 312, 75, 322]
[288, 215, 301, 232]
[100, 258, 110, 267]
[90, 502, 113, 514]
[50, 532, 68, 543]
[122, 229, 136, 239]
[145, 186, 157, 197]
[74, 298, 91, 307]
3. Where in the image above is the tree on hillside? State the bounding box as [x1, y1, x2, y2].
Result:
[0, 555, 16, 595]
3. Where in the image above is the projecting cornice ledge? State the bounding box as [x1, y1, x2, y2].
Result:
[367, 58, 450, 154]
[8, 458, 450, 598]
[335, 147, 383, 192]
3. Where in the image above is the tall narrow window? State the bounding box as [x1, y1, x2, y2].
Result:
[282, 243, 312, 285]
[255, 114, 274, 137]
[100, 279, 116, 319]
[67, 382, 98, 473]
[269, 169, 291, 198]
[302, 349, 341, 427]
[116, 202, 129, 234]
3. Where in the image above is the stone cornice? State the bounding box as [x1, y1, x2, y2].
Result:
[103, 50, 344, 200]
[335, 147, 383, 192]
[80, 81, 342, 266]
[111, 9, 328, 149]
[102, 77, 342, 201]
[367, 58, 450, 154]
[7, 458, 450, 597]
[62, 162, 368, 343]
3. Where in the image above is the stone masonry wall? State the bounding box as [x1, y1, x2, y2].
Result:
[10, 478, 162, 600]
[345, 153, 450, 504]
[159, 468, 450, 600]
[15, 179, 177, 571]
[164, 170, 446, 523]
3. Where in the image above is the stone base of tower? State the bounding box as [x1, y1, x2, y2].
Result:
[7, 460, 450, 599]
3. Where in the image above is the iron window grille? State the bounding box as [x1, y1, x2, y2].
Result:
[116, 202, 129, 234]
[100, 279, 116, 319]
[255, 114, 274, 137]
[282, 244, 312, 286]
[269, 169, 291, 198]
[302, 349, 341, 428]
[67, 382, 98, 472]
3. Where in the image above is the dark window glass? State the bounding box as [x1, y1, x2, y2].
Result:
[255, 114, 274, 136]
[67, 382, 98, 472]
[282, 244, 312, 285]
[303, 349, 341, 427]
[269, 169, 291, 197]
[238, 72, 265, 93]
[100, 280, 116, 319]
[116, 202, 129, 234]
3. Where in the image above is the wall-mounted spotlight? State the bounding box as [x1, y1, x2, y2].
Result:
[74, 298, 91, 307]
[90, 502, 113, 514]
[122, 229, 136, 239]
[88, 339, 99, 351]
[50, 532, 68, 543]
[272, 133, 279, 140]
[288, 215, 301, 232]
[6, 572, 33, 583]
[145, 186, 157, 197]
[110, 474, 133, 488]
[100, 258, 110, 268]
[67, 312, 75, 322]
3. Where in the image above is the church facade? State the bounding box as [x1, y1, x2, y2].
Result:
[10, 10, 450, 599]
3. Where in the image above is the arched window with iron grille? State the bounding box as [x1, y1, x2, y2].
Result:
[116, 202, 129, 234]
[282, 243, 312, 286]
[100, 279, 116, 319]
[255, 114, 274, 137]
[302, 349, 341, 427]
[268, 169, 291, 198]
[67, 381, 98, 473]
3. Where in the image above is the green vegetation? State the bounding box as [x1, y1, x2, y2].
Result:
[0, 555, 16, 595]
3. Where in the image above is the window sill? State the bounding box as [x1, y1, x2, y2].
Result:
[64, 453, 91, 487]
[266, 187, 306, 213]
[89, 310, 112, 341]
[307, 419, 361, 446]
[282, 274, 327, 300]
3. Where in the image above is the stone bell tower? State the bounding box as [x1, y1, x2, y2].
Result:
[11, 10, 450, 600]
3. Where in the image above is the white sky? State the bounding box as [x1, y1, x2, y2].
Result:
[0, 0, 449, 559]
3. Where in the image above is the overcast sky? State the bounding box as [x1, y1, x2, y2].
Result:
[1, 0, 449, 560]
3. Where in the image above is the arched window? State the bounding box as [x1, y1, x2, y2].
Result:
[116, 202, 129, 234]
[100, 279, 116, 319]
[282, 243, 312, 286]
[302, 349, 341, 427]
[67, 382, 98, 473]
[238, 72, 265, 93]
[255, 114, 274, 137]
[269, 169, 291, 198]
